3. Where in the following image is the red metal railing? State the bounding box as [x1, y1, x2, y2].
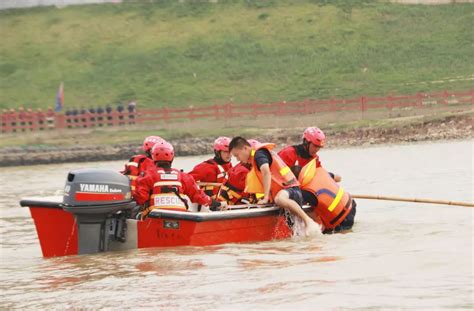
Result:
[1, 89, 472, 133]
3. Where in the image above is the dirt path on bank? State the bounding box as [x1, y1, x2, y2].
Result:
[0, 112, 472, 167]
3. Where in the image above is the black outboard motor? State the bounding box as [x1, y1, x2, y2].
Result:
[62, 168, 136, 255]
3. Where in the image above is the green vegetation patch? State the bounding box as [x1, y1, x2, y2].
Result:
[0, 0, 473, 110]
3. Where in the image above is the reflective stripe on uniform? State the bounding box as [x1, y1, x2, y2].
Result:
[301, 159, 316, 187]
[328, 187, 344, 212]
[153, 181, 183, 187]
[126, 162, 139, 167]
[279, 166, 291, 176]
[217, 164, 227, 179]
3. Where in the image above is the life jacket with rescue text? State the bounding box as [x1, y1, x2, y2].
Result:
[147, 168, 191, 212]
[245, 143, 299, 200]
[299, 158, 352, 230]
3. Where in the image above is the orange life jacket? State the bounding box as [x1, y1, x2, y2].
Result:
[299, 159, 353, 229]
[245, 143, 299, 200]
[147, 168, 190, 212]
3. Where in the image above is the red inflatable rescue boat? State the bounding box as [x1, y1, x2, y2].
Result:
[20, 168, 314, 258]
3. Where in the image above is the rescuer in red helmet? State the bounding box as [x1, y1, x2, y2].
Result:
[134, 141, 226, 218]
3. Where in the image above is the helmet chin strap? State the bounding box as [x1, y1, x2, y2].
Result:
[303, 139, 310, 153]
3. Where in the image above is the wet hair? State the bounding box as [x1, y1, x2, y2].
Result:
[229, 136, 250, 151]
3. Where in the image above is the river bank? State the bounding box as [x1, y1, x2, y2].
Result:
[0, 112, 471, 167]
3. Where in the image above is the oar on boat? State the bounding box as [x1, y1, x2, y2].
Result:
[197, 183, 474, 208]
[352, 194, 474, 208]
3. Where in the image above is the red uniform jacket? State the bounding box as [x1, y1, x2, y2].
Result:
[189, 158, 232, 182]
[122, 155, 155, 177]
[278, 145, 321, 169]
[217, 162, 252, 204]
[188, 158, 232, 196]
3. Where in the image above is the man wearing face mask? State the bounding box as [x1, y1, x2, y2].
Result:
[188, 136, 233, 197]
[278, 127, 341, 182]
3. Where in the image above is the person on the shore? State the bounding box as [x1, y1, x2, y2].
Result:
[96, 106, 104, 126]
[105, 105, 113, 126]
[123, 136, 164, 193]
[65, 108, 72, 128]
[298, 158, 356, 234]
[117, 103, 125, 125]
[26, 108, 34, 130]
[127, 101, 136, 125]
[229, 137, 321, 236]
[18, 107, 26, 131]
[1, 109, 8, 133]
[36, 108, 46, 130]
[216, 139, 261, 205]
[278, 127, 341, 182]
[9, 108, 18, 131]
[134, 141, 226, 218]
[189, 137, 233, 197]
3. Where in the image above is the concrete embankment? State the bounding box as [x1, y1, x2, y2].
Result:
[0, 113, 472, 167]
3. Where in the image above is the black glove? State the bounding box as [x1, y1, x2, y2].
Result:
[209, 199, 221, 211]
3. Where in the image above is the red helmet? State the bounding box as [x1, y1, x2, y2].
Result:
[303, 127, 325, 147]
[142, 136, 164, 152]
[213, 136, 231, 152]
[151, 141, 175, 162]
[247, 139, 260, 148]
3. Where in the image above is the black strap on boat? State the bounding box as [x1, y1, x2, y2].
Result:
[170, 188, 190, 210]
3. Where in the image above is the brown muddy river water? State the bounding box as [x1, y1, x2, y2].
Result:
[0, 140, 472, 309]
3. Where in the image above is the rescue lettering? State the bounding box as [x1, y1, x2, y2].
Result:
[154, 195, 185, 208]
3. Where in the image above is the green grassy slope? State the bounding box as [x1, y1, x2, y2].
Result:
[0, 0, 473, 110]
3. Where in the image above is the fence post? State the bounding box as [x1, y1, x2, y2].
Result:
[252, 103, 258, 117]
[162, 107, 169, 122]
[416, 92, 424, 108]
[55, 113, 66, 129]
[443, 90, 449, 106]
[387, 95, 394, 111]
[1, 111, 9, 133]
[277, 101, 286, 116]
[359, 96, 366, 112]
[224, 103, 232, 119]
[30, 111, 37, 132]
[213, 104, 220, 120]
[188, 107, 195, 121]
[303, 100, 308, 114]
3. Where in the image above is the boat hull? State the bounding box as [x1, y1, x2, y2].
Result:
[21, 197, 312, 258]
